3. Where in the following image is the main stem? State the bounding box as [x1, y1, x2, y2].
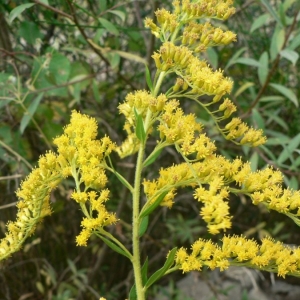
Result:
[132, 135, 147, 300]
[131, 70, 166, 299]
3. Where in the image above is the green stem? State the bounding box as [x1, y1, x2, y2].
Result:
[153, 71, 166, 97]
[132, 136, 147, 300]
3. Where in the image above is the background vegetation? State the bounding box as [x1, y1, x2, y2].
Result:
[0, 0, 299, 299]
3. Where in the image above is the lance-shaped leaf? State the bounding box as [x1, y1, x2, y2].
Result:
[144, 247, 177, 289]
[134, 108, 146, 142]
[99, 236, 132, 259]
[140, 190, 169, 219]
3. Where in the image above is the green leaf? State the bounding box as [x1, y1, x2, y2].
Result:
[252, 108, 265, 131]
[207, 47, 218, 69]
[250, 13, 270, 33]
[145, 247, 177, 289]
[249, 151, 259, 172]
[106, 52, 120, 70]
[280, 49, 299, 66]
[20, 93, 44, 134]
[140, 190, 169, 219]
[139, 215, 149, 237]
[234, 82, 254, 98]
[99, 236, 131, 259]
[141, 258, 149, 285]
[108, 10, 126, 22]
[260, 0, 283, 27]
[277, 133, 300, 164]
[114, 50, 147, 65]
[48, 53, 71, 85]
[134, 109, 146, 142]
[67, 259, 77, 274]
[270, 27, 285, 61]
[283, 0, 296, 12]
[260, 95, 285, 102]
[98, 17, 119, 35]
[92, 80, 101, 103]
[264, 110, 288, 131]
[128, 284, 137, 300]
[224, 47, 247, 70]
[145, 65, 153, 93]
[99, 0, 107, 12]
[18, 21, 44, 45]
[234, 57, 260, 67]
[143, 147, 163, 167]
[288, 33, 300, 50]
[8, 3, 35, 24]
[258, 51, 269, 85]
[269, 83, 298, 107]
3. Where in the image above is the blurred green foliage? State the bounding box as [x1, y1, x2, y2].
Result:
[0, 0, 299, 299]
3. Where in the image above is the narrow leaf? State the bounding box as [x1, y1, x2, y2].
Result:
[250, 152, 259, 172]
[145, 65, 153, 93]
[128, 284, 137, 300]
[234, 57, 260, 67]
[134, 109, 146, 142]
[98, 17, 119, 35]
[114, 50, 147, 64]
[141, 258, 149, 285]
[277, 133, 300, 164]
[280, 49, 299, 66]
[140, 190, 169, 218]
[108, 10, 126, 22]
[139, 215, 149, 237]
[20, 93, 44, 134]
[99, 236, 131, 259]
[143, 148, 163, 167]
[8, 3, 35, 24]
[260, 0, 283, 26]
[270, 27, 285, 61]
[224, 47, 247, 70]
[258, 51, 269, 85]
[287, 33, 300, 50]
[269, 83, 298, 107]
[145, 247, 177, 289]
[234, 82, 254, 98]
[250, 13, 270, 33]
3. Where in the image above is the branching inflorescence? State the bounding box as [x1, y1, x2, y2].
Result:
[1, 0, 300, 298]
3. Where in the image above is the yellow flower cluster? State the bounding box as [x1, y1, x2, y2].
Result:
[145, 1, 266, 148]
[223, 117, 266, 147]
[175, 235, 300, 278]
[0, 111, 118, 260]
[143, 163, 193, 208]
[54, 111, 116, 190]
[74, 190, 117, 246]
[144, 151, 300, 233]
[145, 0, 235, 39]
[194, 179, 231, 234]
[182, 22, 236, 52]
[175, 0, 236, 21]
[0, 152, 63, 260]
[157, 99, 216, 157]
[153, 42, 233, 99]
[117, 91, 168, 158]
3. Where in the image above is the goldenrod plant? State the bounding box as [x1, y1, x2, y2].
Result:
[1, 1, 300, 299]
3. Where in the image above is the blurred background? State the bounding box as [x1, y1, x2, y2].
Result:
[0, 0, 299, 299]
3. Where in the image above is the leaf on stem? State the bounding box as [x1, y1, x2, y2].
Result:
[144, 247, 177, 289]
[8, 3, 35, 24]
[20, 93, 44, 134]
[140, 190, 169, 218]
[145, 65, 153, 93]
[99, 236, 131, 259]
[134, 108, 146, 142]
[138, 215, 149, 237]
